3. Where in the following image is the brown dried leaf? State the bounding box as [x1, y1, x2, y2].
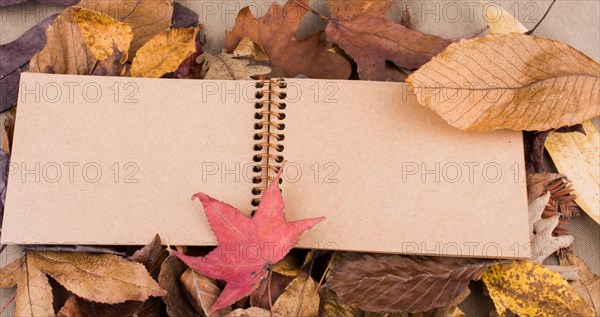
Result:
[29, 251, 165, 304]
[180, 268, 232, 316]
[232, 37, 269, 62]
[15, 254, 54, 317]
[559, 254, 600, 316]
[407, 34, 600, 131]
[319, 287, 362, 317]
[482, 261, 594, 316]
[225, 0, 351, 79]
[158, 255, 201, 317]
[526, 173, 566, 203]
[325, 0, 449, 80]
[327, 253, 491, 313]
[73, 7, 133, 61]
[250, 272, 294, 309]
[523, 125, 585, 173]
[225, 307, 281, 317]
[273, 275, 320, 317]
[57, 296, 162, 317]
[131, 27, 201, 78]
[77, 0, 173, 59]
[0, 256, 22, 288]
[198, 52, 271, 80]
[529, 192, 573, 263]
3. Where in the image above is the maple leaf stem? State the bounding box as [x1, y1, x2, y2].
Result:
[291, 0, 330, 22]
[526, 0, 557, 35]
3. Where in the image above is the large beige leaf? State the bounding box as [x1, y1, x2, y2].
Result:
[407, 34, 600, 131]
[77, 0, 173, 58]
[273, 276, 320, 317]
[29, 251, 166, 304]
[73, 7, 133, 61]
[29, 7, 96, 74]
[482, 261, 594, 316]
[15, 254, 54, 317]
[131, 26, 200, 78]
[198, 52, 271, 80]
[545, 121, 600, 223]
[480, 0, 528, 34]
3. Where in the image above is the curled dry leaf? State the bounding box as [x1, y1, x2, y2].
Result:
[324, 0, 450, 80]
[545, 121, 600, 223]
[131, 27, 201, 78]
[225, 0, 351, 79]
[0, 14, 55, 112]
[77, 0, 173, 58]
[29, 251, 166, 304]
[479, 0, 528, 34]
[529, 192, 574, 263]
[327, 252, 492, 313]
[225, 307, 281, 317]
[198, 52, 271, 80]
[232, 37, 269, 62]
[73, 7, 133, 62]
[407, 34, 600, 131]
[523, 125, 585, 173]
[559, 254, 600, 316]
[158, 255, 202, 317]
[482, 261, 594, 316]
[272, 275, 320, 317]
[249, 272, 294, 309]
[181, 268, 232, 316]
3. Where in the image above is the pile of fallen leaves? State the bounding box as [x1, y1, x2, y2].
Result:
[1, 0, 599, 316]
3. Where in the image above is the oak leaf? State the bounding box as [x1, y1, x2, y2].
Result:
[198, 52, 272, 80]
[172, 163, 325, 313]
[225, 0, 350, 79]
[327, 252, 491, 313]
[77, 0, 173, 59]
[0, 14, 55, 112]
[407, 34, 600, 131]
[73, 7, 133, 62]
[29, 251, 166, 304]
[324, 0, 450, 81]
[529, 192, 574, 263]
[482, 261, 594, 316]
[130, 27, 200, 78]
[545, 121, 600, 223]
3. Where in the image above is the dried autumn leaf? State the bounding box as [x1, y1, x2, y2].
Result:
[407, 34, 600, 131]
[0, 14, 55, 112]
[319, 287, 362, 317]
[172, 2, 199, 29]
[73, 7, 133, 61]
[57, 296, 163, 317]
[232, 37, 269, 62]
[529, 192, 573, 263]
[250, 272, 294, 309]
[545, 121, 600, 223]
[131, 26, 201, 78]
[324, 0, 450, 80]
[225, 0, 350, 79]
[273, 275, 320, 317]
[77, 0, 173, 58]
[181, 268, 232, 316]
[29, 251, 165, 304]
[172, 162, 324, 313]
[198, 52, 271, 80]
[480, 0, 528, 34]
[225, 307, 281, 317]
[327, 252, 491, 313]
[559, 254, 600, 316]
[526, 173, 566, 203]
[16, 255, 54, 317]
[523, 125, 585, 173]
[482, 261, 594, 316]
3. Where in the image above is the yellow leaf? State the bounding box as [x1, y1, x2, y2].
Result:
[545, 121, 600, 224]
[131, 26, 201, 78]
[479, 0, 528, 34]
[15, 254, 54, 317]
[482, 261, 594, 316]
[29, 251, 166, 304]
[407, 34, 600, 131]
[77, 0, 173, 59]
[73, 7, 133, 62]
[273, 276, 320, 317]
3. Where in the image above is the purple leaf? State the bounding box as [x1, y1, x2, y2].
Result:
[172, 2, 198, 29]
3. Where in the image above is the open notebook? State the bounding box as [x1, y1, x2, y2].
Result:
[2, 72, 530, 258]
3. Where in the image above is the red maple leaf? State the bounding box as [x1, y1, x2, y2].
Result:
[172, 162, 325, 312]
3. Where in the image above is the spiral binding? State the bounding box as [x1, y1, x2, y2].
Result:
[251, 78, 287, 207]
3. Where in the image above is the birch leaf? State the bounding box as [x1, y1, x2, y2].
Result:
[29, 251, 166, 304]
[545, 121, 600, 223]
[480, 0, 528, 34]
[131, 26, 201, 78]
[198, 52, 271, 80]
[482, 261, 594, 316]
[73, 7, 133, 62]
[407, 34, 600, 131]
